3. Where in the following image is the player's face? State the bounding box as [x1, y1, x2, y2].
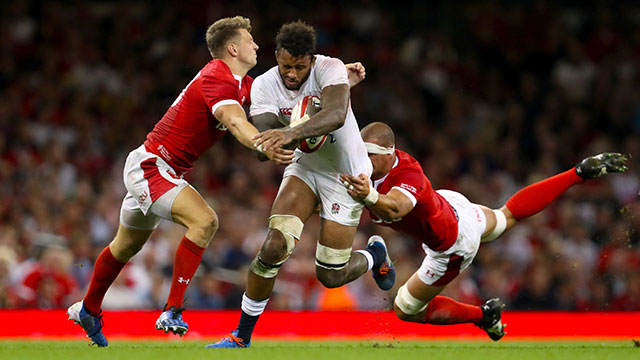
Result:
[368, 153, 394, 180]
[276, 49, 315, 90]
[234, 29, 259, 68]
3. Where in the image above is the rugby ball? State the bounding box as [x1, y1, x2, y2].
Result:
[289, 96, 327, 153]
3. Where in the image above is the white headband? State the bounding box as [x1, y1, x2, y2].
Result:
[364, 142, 395, 155]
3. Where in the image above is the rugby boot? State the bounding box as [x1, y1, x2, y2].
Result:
[156, 305, 188, 336]
[575, 153, 628, 180]
[477, 298, 506, 341]
[205, 330, 251, 348]
[67, 301, 108, 347]
[367, 235, 396, 291]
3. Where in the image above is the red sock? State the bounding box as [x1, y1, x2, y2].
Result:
[166, 236, 205, 309]
[83, 246, 126, 315]
[422, 296, 483, 325]
[505, 168, 584, 221]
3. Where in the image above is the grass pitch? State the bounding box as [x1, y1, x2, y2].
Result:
[0, 340, 636, 360]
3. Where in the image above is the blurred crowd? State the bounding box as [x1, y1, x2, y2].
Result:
[1, 0, 639, 312]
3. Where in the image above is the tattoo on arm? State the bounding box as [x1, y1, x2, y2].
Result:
[289, 84, 350, 140]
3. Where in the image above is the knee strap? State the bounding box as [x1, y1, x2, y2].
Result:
[250, 215, 304, 278]
[394, 283, 428, 315]
[249, 255, 281, 278]
[315, 243, 352, 270]
[481, 209, 507, 243]
[268, 215, 304, 255]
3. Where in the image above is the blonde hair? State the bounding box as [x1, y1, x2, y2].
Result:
[206, 16, 252, 58]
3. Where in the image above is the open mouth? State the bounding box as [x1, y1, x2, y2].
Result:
[285, 79, 297, 87]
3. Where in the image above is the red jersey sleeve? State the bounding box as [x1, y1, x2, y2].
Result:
[385, 167, 428, 206]
[201, 74, 242, 114]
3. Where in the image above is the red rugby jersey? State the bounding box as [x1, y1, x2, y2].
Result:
[369, 149, 458, 251]
[144, 59, 252, 175]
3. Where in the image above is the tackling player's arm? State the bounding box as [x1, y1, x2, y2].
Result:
[250, 112, 283, 161]
[339, 174, 415, 221]
[215, 104, 293, 165]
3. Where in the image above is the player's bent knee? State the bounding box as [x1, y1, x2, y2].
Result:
[315, 268, 345, 288]
[259, 231, 290, 263]
[268, 215, 303, 254]
[201, 209, 219, 235]
[394, 284, 428, 319]
[250, 214, 304, 279]
[315, 244, 352, 288]
[189, 209, 219, 247]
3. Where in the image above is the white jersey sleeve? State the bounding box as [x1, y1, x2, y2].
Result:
[249, 72, 280, 118]
[314, 56, 349, 89]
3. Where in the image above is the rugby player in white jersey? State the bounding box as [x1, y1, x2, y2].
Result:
[207, 21, 395, 348]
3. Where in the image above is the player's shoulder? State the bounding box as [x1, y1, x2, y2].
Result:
[313, 55, 346, 76]
[395, 150, 423, 171]
[251, 66, 282, 99]
[314, 54, 345, 67]
[202, 59, 236, 84]
[254, 66, 280, 83]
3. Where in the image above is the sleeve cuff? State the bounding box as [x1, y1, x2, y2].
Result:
[211, 99, 241, 115]
[391, 186, 417, 207]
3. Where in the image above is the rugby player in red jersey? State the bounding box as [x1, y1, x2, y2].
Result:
[341, 122, 628, 341]
[66, 16, 294, 347]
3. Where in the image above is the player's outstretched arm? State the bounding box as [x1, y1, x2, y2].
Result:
[215, 104, 294, 165]
[340, 174, 415, 221]
[250, 112, 287, 161]
[346, 62, 366, 88]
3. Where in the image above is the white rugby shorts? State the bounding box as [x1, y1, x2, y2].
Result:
[417, 190, 486, 286]
[119, 144, 190, 230]
[283, 161, 364, 227]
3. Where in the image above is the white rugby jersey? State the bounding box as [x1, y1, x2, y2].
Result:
[250, 55, 372, 177]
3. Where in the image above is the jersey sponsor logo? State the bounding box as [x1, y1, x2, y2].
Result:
[177, 277, 190, 284]
[241, 95, 246, 104]
[400, 183, 417, 194]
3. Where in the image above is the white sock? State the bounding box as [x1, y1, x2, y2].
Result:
[355, 249, 374, 271]
[241, 292, 269, 316]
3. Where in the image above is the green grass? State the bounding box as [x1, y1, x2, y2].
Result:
[0, 340, 637, 360]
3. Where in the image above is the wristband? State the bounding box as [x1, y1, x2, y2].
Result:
[363, 183, 379, 205]
[255, 144, 264, 153]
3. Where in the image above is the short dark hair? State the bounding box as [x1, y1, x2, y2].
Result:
[275, 20, 316, 57]
[206, 16, 252, 58]
[361, 122, 395, 148]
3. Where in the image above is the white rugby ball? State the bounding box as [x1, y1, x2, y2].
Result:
[289, 96, 327, 153]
